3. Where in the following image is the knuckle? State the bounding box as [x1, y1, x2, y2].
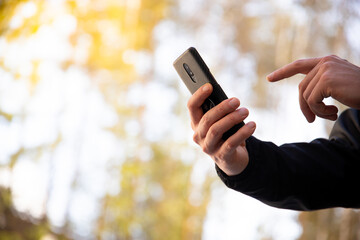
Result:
[302, 91, 308, 101]
[201, 142, 210, 154]
[216, 151, 227, 161]
[293, 59, 305, 69]
[321, 61, 334, 71]
[208, 127, 220, 139]
[307, 96, 317, 106]
[187, 99, 195, 111]
[202, 114, 211, 126]
[225, 141, 235, 150]
[193, 132, 200, 144]
[298, 81, 305, 93]
[322, 55, 337, 63]
[319, 72, 331, 83]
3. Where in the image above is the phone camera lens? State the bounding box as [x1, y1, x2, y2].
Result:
[183, 63, 196, 83]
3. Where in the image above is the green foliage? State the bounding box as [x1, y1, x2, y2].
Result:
[0, 187, 69, 240]
[97, 144, 212, 239]
[67, 0, 168, 71]
[0, 0, 212, 239]
[1, 0, 360, 239]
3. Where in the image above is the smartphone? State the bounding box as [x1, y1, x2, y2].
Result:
[173, 47, 244, 140]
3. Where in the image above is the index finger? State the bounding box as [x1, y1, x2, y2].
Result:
[187, 83, 213, 125]
[267, 57, 322, 82]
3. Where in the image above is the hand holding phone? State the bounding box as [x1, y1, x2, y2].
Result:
[173, 47, 255, 176]
[173, 47, 244, 140]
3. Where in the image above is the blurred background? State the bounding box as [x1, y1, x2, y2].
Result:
[0, 0, 360, 239]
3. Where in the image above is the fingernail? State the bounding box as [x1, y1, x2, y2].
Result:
[246, 122, 256, 129]
[238, 107, 248, 116]
[266, 73, 274, 81]
[229, 98, 239, 108]
[203, 84, 210, 92]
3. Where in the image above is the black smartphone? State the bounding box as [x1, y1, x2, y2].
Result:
[173, 47, 244, 140]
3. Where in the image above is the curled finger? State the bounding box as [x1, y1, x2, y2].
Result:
[187, 83, 213, 127]
[202, 107, 248, 154]
[219, 121, 256, 157]
[197, 97, 240, 139]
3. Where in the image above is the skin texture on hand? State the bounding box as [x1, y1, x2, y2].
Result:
[267, 55, 360, 122]
[187, 83, 256, 176]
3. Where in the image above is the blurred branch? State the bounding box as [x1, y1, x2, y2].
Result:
[0, 187, 69, 240]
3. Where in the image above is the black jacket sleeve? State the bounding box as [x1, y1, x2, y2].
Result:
[216, 108, 360, 211]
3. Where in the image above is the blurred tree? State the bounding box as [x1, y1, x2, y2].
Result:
[171, 0, 360, 238]
[223, 0, 360, 239]
[0, 0, 213, 239]
[298, 208, 360, 240]
[67, 0, 213, 238]
[0, 2, 67, 239]
[96, 144, 212, 239]
[1, 0, 359, 239]
[0, 186, 68, 240]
